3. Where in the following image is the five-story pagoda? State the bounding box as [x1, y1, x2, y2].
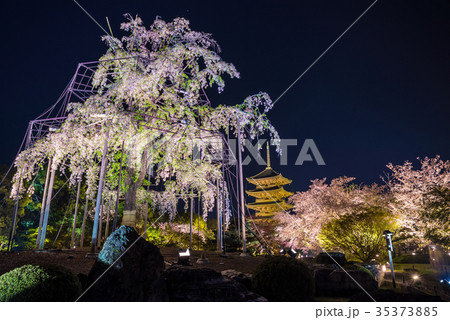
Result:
[246, 143, 293, 217]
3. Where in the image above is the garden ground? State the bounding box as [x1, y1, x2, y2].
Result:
[0, 247, 267, 277]
[1, 248, 448, 302]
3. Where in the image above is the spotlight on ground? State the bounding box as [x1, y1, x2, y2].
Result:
[177, 248, 190, 265]
[279, 248, 286, 255]
[287, 248, 298, 258]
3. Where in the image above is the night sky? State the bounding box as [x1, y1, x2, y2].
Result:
[1, 0, 449, 192]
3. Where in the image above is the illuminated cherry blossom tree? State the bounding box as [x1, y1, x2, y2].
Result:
[275, 177, 390, 252]
[11, 15, 280, 231]
[385, 156, 450, 248]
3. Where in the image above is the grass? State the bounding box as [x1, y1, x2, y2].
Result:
[393, 263, 437, 276]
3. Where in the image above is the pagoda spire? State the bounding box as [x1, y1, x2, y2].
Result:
[266, 141, 271, 168]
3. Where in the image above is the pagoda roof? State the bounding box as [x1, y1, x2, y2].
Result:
[248, 167, 279, 179]
[246, 200, 293, 215]
[246, 168, 292, 186]
[246, 186, 293, 199]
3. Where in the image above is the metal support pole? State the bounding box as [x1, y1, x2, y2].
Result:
[220, 137, 226, 253]
[222, 157, 227, 254]
[216, 179, 221, 251]
[235, 153, 241, 243]
[36, 158, 52, 248]
[97, 195, 104, 248]
[143, 172, 150, 238]
[39, 166, 56, 250]
[197, 193, 201, 251]
[237, 122, 247, 255]
[70, 179, 82, 248]
[7, 197, 20, 252]
[190, 196, 193, 249]
[113, 141, 124, 232]
[105, 201, 110, 239]
[80, 196, 89, 248]
[90, 132, 109, 254]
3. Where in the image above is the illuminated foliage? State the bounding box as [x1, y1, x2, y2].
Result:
[421, 187, 450, 247]
[317, 206, 398, 263]
[386, 156, 450, 247]
[0, 264, 81, 301]
[10, 15, 280, 229]
[276, 177, 389, 252]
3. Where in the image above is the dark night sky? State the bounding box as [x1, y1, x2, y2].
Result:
[1, 0, 449, 191]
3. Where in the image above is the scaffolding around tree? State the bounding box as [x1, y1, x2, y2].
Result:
[7, 56, 254, 254]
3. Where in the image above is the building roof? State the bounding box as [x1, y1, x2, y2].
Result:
[246, 186, 293, 199]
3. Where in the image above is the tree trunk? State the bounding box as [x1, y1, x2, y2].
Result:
[121, 148, 148, 228]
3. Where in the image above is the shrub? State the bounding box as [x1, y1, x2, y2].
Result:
[393, 254, 430, 264]
[252, 256, 314, 301]
[343, 264, 375, 278]
[315, 252, 347, 265]
[0, 264, 82, 301]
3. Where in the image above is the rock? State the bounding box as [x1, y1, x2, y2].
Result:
[80, 225, 168, 301]
[165, 265, 266, 301]
[314, 267, 378, 296]
[221, 269, 252, 290]
[77, 273, 88, 290]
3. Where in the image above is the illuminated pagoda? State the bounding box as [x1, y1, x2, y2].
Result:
[246, 143, 293, 217]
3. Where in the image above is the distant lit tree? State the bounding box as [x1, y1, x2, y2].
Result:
[318, 206, 398, 263]
[386, 156, 450, 248]
[275, 177, 389, 252]
[421, 187, 450, 248]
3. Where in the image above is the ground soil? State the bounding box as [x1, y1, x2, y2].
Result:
[0, 247, 267, 277]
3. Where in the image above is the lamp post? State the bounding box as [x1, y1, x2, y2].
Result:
[383, 230, 396, 288]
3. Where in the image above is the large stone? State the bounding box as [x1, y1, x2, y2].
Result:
[165, 265, 266, 301]
[80, 225, 167, 301]
[221, 269, 252, 290]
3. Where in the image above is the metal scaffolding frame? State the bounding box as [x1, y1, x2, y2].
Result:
[9, 56, 249, 253]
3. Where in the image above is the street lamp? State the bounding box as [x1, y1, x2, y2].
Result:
[383, 230, 396, 288]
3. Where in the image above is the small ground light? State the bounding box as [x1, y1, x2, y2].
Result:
[177, 248, 190, 265]
[287, 248, 298, 258]
[412, 274, 419, 280]
[412, 252, 416, 255]
[382, 265, 387, 272]
[279, 248, 286, 255]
